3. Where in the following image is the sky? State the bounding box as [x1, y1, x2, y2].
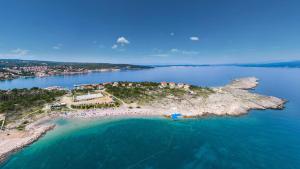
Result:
[0, 0, 300, 65]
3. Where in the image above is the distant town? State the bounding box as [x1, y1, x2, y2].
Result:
[0, 59, 151, 81]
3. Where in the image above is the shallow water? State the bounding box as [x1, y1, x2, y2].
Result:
[0, 66, 300, 169]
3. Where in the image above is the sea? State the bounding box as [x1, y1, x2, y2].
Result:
[0, 66, 299, 169]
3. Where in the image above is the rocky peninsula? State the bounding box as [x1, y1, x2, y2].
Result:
[0, 77, 286, 162]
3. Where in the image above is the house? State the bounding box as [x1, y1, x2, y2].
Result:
[102, 82, 112, 86]
[96, 84, 104, 90]
[160, 82, 168, 88]
[169, 82, 176, 89]
[113, 82, 119, 87]
[74, 84, 94, 90]
[35, 72, 47, 77]
[83, 85, 95, 90]
[184, 84, 190, 90]
[177, 83, 184, 88]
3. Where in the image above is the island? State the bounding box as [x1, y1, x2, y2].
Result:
[0, 59, 152, 81]
[0, 77, 286, 162]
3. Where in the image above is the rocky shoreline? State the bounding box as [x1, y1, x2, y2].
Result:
[0, 124, 55, 163]
[0, 77, 286, 163]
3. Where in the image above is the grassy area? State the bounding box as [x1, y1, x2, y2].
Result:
[105, 82, 160, 104]
[105, 81, 214, 104]
[190, 85, 215, 97]
[0, 88, 66, 123]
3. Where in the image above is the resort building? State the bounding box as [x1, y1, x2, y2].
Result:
[74, 93, 103, 102]
[45, 86, 67, 91]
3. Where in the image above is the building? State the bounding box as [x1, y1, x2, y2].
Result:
[160, 82, 168, 88]
[74, 84, 95, 90]
[50, 103, 67, 110]
[45, 86, 66, 91]
[177, 83, 184, 88]
[96, 84, 104, 90]
[74, 93, 103, 102]
[169, 82, 176, 89]
[0, 114, 5, 130]
[183, 84, 190, 90]
[35, 72, 47, 77]
[113, 82, 119, 87]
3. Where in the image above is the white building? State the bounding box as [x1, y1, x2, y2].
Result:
[177, 83, 184, 88]
[113, 82, 119, 87]
[169, 82, 176, 89]
[75, 93, 103, 102]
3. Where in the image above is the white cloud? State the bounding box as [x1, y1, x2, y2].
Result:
[169, 48, 199, 55]
[112, 44, 118, 49]
[11, 48, 29, 56]
[116, 36, 130, 46]
[190, 36, 199, 41]
[112, 36, 130, 50]
[149, 54, 169, 57]
[52, 43, 63, 50]
[153, 48, 163, 53]
[182, 50, 199, 55]
[0, 48, 30, 58]
[170, 48, 179, 52]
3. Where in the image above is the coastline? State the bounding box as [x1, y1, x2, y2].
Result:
[0, 77, 286, 163]
[0, 124, 55, 163]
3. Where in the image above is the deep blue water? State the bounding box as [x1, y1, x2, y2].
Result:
[0, 66, 300, 169]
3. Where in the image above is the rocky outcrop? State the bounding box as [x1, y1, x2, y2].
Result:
[158, 77, 286, 117]
[0, 124, 55, 163]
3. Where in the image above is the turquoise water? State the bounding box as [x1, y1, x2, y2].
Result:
[0, 66, 300, 169]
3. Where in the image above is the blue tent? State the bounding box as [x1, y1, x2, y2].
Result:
[171, 113, 182, 120]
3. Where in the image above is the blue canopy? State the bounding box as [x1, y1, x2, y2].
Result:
[171, 113, 182, 120]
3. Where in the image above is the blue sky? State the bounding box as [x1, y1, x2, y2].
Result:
[0, 0, 299, 64]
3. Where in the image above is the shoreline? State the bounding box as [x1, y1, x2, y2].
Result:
[0, 77, 286, 163]
[0, 124, 55, 164]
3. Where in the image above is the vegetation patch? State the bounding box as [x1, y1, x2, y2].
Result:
[0, 88, 66, 123]
[105, 81, 214, 104]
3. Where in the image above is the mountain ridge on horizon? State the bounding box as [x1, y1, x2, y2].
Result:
[1, 59, 300, 68]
